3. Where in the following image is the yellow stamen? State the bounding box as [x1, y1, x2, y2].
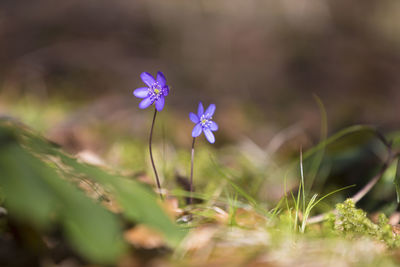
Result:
[154, 89, 160, 94]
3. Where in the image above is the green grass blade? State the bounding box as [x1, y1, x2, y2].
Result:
[393, 158, 400, 203]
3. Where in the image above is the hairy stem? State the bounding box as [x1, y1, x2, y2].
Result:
[149, 108, 163, 200]
[190, 137, 196, 205]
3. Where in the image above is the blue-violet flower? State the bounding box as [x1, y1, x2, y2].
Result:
[190, 102, 218, 143]
[133, 71, 170, 111]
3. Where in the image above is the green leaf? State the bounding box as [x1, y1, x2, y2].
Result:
[58, 154, 186, 246]
[0, 118, 185, 262]
[0, 139, 126, 263]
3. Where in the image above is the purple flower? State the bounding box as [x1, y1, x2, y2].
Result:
[190, 102, 218, 143]
[133, 71, 170, 111]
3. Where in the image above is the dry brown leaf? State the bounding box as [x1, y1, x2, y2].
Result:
[389, 212, 400, 225]
[212, 206, 229, 224]
[181, 226, 219, 251]
[163, 197, 184, 219]
[392, 225, 400, 236]
[124, 225, 165, 249]
[118, 254, 143, 267]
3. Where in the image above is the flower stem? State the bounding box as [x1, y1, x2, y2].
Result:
[149, 108, 163, 200]
[190, 137, 196, 205]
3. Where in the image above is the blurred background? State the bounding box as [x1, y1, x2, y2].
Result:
[1, 0, 400, 137]
[0, 0, 400, 203]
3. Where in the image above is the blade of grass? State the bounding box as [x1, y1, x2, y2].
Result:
[302, 125, 377, 161]
[300, 147, 305, 222]
[310, 184, 356, 211]
[305, 95, 328, 193]
[301, 194, 318, 233]
[300, 185, 356, 232]
[228, 192, 239, 226]
[210, 157, 258, 207]
[394, 158, 400, 203]
[294, 148, 306, 232]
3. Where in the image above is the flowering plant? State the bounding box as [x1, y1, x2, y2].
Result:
[133, 71, 170, 199]
[133, 71, 169, 111]
[190, 102, 218, 143]
[188, 102, 218, 204]
[133, 73, 220, 204]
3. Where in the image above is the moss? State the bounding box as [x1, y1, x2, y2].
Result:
[331, 199, 400, 248]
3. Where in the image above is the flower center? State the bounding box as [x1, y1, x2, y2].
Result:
[149, 83, 164, 102]
[200, 114, 212, 127]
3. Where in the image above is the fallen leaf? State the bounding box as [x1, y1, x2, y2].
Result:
[124, 225, 165, 249]
[163, 197, 184, 219]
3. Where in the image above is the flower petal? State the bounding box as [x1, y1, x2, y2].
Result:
[133, 87, 149, 98]
[140, 72, 156, 87]
[139, 97, 153, 109]
[205, 104, 216, 118]
[204, 128, 215, 143]
[155, 96, 165, 111]
[156, 71, 167, 87]
[192, 123, 203, 137]
[209, 121, 218, 131]
[163, 86, 170, 96]
[197, 102, 204, 117]
[189, 112, 199, 123]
